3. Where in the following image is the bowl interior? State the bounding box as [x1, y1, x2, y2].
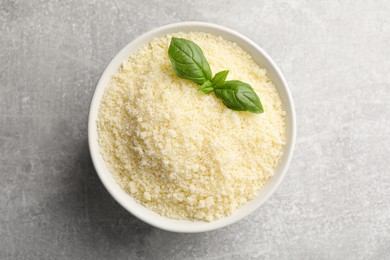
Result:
[88, 22, 296, 233]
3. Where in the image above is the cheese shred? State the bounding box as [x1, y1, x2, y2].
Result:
[97, 32, 286, 221]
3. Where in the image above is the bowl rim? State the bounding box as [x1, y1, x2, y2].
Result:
[88, 21, 296, 233]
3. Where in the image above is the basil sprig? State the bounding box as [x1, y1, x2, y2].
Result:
[168, 37, 264, 114]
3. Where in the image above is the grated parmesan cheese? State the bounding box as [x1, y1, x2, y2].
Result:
[97, 32, 286, 221]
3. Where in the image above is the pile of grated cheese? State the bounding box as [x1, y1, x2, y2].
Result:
[97, 32, 286, 221]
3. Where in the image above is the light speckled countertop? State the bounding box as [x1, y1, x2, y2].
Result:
[1, 1, 389, 259]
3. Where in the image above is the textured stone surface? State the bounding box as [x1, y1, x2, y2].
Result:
[1, 0, 389, 259]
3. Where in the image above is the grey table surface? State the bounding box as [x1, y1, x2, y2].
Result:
[1, 0, 389, 259]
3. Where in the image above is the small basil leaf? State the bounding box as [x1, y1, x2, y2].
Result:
[211, 70, 229, 87]
[198, 80, 214, 94]
[214, 80, 264, 114]
[168, 38, 212, 85]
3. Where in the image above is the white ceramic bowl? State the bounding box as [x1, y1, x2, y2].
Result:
[88, 22, 296, 233]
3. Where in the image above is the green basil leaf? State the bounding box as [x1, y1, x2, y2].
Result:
[198, 80, 214, 94]
[211, 70, 229, 87]
[214, 80, 264, 114]
[168, 38, 212, 85]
